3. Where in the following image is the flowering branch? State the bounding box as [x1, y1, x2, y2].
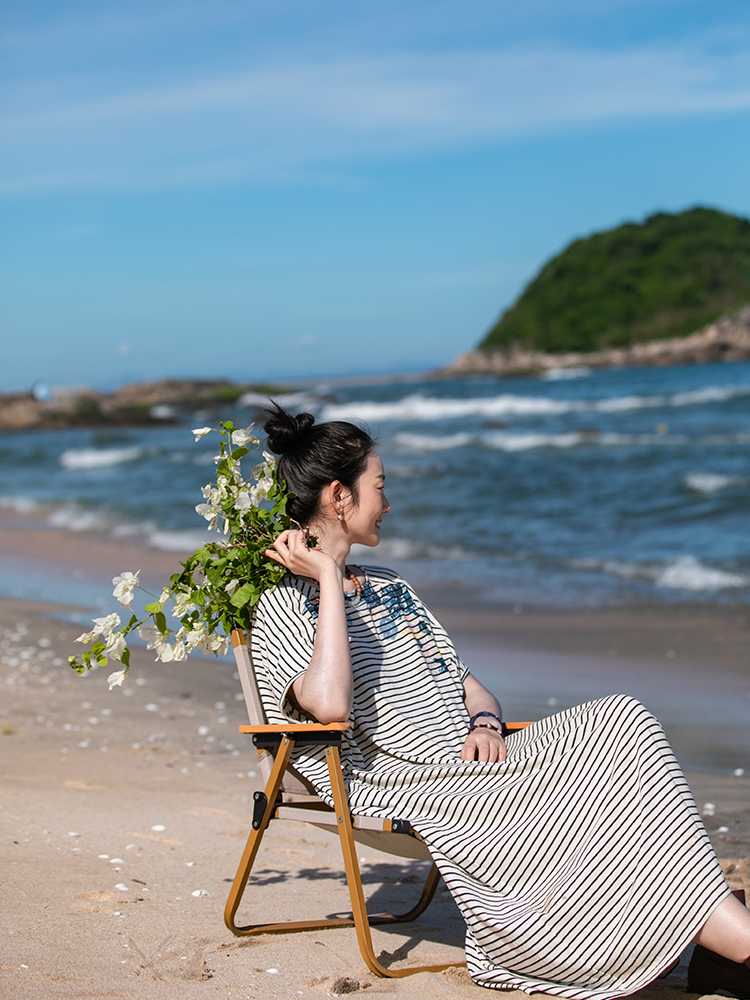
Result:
[68, 420, 304, 689]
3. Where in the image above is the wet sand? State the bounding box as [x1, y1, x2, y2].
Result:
[1, 526, 749, 999]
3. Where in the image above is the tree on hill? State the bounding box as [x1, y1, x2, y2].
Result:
[480, 207, 750, 354]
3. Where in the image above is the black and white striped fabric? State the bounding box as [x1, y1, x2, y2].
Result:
[251, 567, 729, 998]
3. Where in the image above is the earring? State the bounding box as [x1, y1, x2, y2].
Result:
[337, 509, 344, 521]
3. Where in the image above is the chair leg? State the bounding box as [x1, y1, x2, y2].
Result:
[225, 736, 378, 937]
[325, 746, 463, 978]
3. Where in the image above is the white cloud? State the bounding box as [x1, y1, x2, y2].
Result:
[2, 38, 750, 193]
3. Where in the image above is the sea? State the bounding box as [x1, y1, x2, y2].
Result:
[1, 359, 750, 612]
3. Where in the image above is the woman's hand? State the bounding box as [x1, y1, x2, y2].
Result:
[265, 528, 337, 583]
[460, 726, 507, 763]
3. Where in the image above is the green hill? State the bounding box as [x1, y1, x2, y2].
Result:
[480, 207, 750, 354]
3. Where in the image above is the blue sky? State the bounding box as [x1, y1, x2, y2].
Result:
[2, 0, 750, 391]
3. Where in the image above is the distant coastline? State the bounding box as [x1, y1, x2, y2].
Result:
[0, 377, 286, 431]
[439, 305, 750, 378]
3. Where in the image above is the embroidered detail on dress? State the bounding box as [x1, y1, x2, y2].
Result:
[301, 577, 450, 674]
[363, 580, 450, 674]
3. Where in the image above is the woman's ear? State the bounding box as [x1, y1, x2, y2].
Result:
[322, 480, 344, 517]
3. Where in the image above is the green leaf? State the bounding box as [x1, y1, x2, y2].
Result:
[231, 447, 248, 460]
[229, 583, 255, 608]
[121, 647, 131, 667]
[154, 611, 167, 634]
[144, 601, 162, 614]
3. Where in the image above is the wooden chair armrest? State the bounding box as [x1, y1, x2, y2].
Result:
[239, 723, 350, 734]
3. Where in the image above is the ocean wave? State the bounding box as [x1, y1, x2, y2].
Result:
[655, 556, 748, 590]
[350, 538, 473, 563]
[321, 393, 571, 422]
[320, 384, 750, 423]
[148, 529, 212, 552]
[394, 432, 473, 452]
[59, 446, 143, 470]
[484, 431, 587, 452]
[684, 472, 741, 494]
[540, 366, 591, 380]
[48, 505, 113, 532]
[394, 429, 694, 452]
[0, 495, 40, 514]
[572, 555, 749, 591]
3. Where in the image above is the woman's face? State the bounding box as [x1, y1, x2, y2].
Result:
[344, 451, 390, 547]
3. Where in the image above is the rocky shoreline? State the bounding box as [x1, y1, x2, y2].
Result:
[0, 378, 282, 431]
[440, 305, 750, 377]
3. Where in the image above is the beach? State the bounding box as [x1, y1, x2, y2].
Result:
[2, 525, 749, 1000]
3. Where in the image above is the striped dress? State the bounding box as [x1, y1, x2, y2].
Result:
[251, 567, 729, 998]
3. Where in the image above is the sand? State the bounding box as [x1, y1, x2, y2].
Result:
[1, 526, 749, 1000]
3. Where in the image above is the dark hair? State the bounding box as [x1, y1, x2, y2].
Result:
[262, 402, 374, 524]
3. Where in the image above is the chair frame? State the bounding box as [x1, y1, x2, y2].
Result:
[224, 627, 529, 978]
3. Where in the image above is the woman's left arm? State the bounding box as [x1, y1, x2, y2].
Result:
[461, 673, 506, 763]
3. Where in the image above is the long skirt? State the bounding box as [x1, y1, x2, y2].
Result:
[348, 695, 729, 998]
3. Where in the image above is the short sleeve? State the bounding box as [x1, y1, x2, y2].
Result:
[250, 578, 317, 723]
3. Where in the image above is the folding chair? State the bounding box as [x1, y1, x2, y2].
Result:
[224, 628, 531, 978]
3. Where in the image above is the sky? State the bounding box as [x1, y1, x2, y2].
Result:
[2, 0, 750, 391]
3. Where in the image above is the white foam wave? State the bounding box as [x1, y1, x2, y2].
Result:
[0, 495, 40, 514]
[148, 530, 212, 552]
[349, 538, 472, 563]
[573, 555, 748, 591]
[393, 429, 693, 453]
[394, 432, 473, 452]
[320, 384, 750, 424]
[48, 506, 112, 532]
[655, 556, 748, 591]
[670, 386, 747, 407]
[321, 393, 571, 422]
[540, 366, 591, 380]
[484, 431, 585, 452]
[59, 446, 143, 469]
[684, 472, 739, 494]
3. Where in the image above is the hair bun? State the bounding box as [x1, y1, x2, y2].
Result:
[263, 403, 316, 455]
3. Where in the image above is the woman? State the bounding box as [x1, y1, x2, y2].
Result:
[251, 404, 750, 999]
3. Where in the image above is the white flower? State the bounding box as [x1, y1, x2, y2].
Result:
[170, 641, 187, 662]
[212, 634, 231, 657]
[249, 480, 272, 503]
[159, 588, 171, 605]
[76, 613, 122, 644]
[107, 668, 128, 689]
[195, 502, 218, 527]
[192, 426, 213, 440]
[225, 578, 240, 596]
[235, 491, 252, 511]
[184, 623, 230, 656]
[138, 623, 166, 648]
[154, 640, 175, 662]
[104, 632, 127, 660]
[112, 571, 140, 607]
[231, 427, 257, 447]
[171, 591, 196, 618]
[262, 450, 276, 468]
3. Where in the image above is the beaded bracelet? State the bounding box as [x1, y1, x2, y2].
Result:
[468, 723, 504, 735]
[469, 711, 503, 729]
